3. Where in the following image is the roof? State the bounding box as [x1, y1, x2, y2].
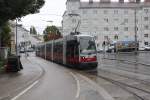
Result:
[80, 2, 150, 9]
[67, 0, 80, 2]
[75, 34, 94, 38]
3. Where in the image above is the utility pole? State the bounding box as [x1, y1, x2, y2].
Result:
[0, 27, 1, 47]
[134, 8, 138, 54]
[16, 19, 18, 55]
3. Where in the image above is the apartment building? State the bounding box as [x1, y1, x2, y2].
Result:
[62, 0, 150, 49]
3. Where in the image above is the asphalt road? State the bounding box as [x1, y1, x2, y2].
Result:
[0, 57, 43, 100]
[13, 57, 77, 100]
[97, 52, 150, 75]
[7, 52, 150, 100]
[11, 54, 113, 100]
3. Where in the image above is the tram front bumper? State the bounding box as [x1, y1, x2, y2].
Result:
[79, 61, 98, 69]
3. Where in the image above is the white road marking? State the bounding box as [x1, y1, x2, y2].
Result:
[11, 80, 39, 100]
[70, 72, 80, 98]
[78, 74, 115, 100]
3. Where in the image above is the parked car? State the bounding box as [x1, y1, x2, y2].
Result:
[27, 48, 34, 52]
[106, 43, 116, 53]
[19, 49, 25, 53]
[139, 46, 150, 51]
[97, 48, 103, 53]
[144, 46, 150, 51]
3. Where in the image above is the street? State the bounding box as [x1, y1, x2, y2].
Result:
[1, 52, 150, 100]
[2, 0, 150, 100]
[9, 54, 110, 100]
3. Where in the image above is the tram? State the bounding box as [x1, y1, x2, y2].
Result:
[36, 34, 98, 69]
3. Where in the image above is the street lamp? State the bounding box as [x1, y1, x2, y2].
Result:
[68, 13, 81, 34]
[0, 28, 2, 48]
[16, 18, 18, 55]
[133, 5, 142, 54]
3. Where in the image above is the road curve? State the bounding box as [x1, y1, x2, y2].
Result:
[12, 57, 77, 100]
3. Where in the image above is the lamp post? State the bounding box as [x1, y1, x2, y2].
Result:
[16, 19, 18, 55]
[0, 27, 1, 48]
[133, 5, 142, 54]
[134, 8, 138, 54]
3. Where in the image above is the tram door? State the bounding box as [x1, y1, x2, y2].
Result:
[66, 40, 79, 66]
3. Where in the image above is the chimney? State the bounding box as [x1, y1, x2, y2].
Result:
[100, 0, 111, 3]
[89, 0, 93, 4]
[119, 0, 124, 3]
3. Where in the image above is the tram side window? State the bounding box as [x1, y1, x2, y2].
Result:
[67, 40, 79, 57]
[47, 44, 52, 54]
[66, 43, 70, 56]
[75, 43, 79, 56]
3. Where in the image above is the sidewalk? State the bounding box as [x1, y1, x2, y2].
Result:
[0, 57, 44, 100]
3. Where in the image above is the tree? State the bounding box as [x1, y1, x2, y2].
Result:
[0, 0, 45, 47]
[30, 26, 37, 35]
[0, 22, 11, 47]
[43, 26, 62, 42]
[0, 0, 45, 25]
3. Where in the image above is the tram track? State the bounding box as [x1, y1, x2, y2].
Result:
[102, 57, 150, 67]
[95, 74, 149, 100]
[101, 57, 150, 76]
[83, 70, 150, 100]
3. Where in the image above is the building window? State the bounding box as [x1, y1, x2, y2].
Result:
[144, 9, 149, 14]
[114, 18, 119, 21]
[83, 10, 87, 14]
[114, 35, 118, 40]
[125, 36, 129, 38]
[114, 27, 118, 31]
[124, 27, 128, 31]
[104, 18, 108, 22]
[136, 19, 138, 23]
[136, 27, 138, 31]
[124, 10, 128, 14]
[104, 27, 109, 31]
[104, 10, 108, 14]
[144, 34, 148, 37]
[144, 42, 149, 46]
[144, 17, 148, 21]
[104, 36, 109, 40]
[93, 10, 98, 14]
[124, 18, 128, 23]
[114, 10, 118, 14]
[72, 19, 76, 23]
[144, 25, 149, 30]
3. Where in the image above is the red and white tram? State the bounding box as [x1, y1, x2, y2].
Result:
[36, 34, 98, 69]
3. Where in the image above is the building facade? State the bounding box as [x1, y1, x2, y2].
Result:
[10, 21, 43, 54]
[62, 0, 150, 49]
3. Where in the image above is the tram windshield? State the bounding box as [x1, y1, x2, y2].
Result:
[79, 36, 96, 54]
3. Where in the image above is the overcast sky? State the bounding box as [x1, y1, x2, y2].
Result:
[20, 0, 68, 34]
[20, 0, 132, 34]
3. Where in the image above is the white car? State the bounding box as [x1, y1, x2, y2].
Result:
[97, 48, 103, 53]
[145, 46, 150, 51]
[139, 46, 150, 51]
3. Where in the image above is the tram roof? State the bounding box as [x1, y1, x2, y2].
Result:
[74, 34, 95, 38]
